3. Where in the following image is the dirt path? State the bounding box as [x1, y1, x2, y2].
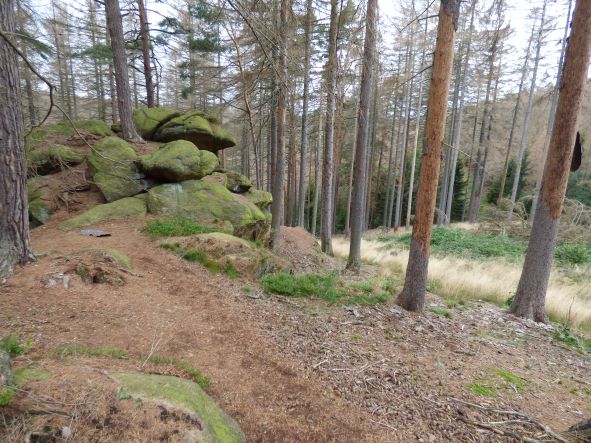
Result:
[1, 220, 590, 442]
[1, 221, 381, 442]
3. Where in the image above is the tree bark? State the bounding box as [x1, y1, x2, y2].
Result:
[0, 0, 34, 280]
[105, 0, 142, 141]
[137, 0, 155, 107]
[320, 0, 339, 255]
[511, 0, 591, 323]
[396, 0, 460, 312]
[346, 0, 377, 271]
[286, 99, 297, 227]
[271, 0, 289, 253]
[297, 0, 313, 227]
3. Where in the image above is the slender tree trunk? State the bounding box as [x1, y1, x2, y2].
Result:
[384, 88, 400, 227]
[461, 82, 480, 221]
[530, 0, 573, 220]
[312, 107, 322, 236]
[287, 99, 297, 227]
[0, 0, 34, 280]
[320, 0, 338, 255]
[137, 0, 155, 107]
[271, 0, 289, 253]
[297, 0, 313, 227]
[508, 0, 547, 221]
[396, 0, 460, 312]
[497, 18, 536, 208]
[511, 0, 591, 322]
[344, 108, 359, 237]
[105, 0, 141, 141]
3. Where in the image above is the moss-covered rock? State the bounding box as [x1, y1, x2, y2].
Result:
[88, 136, 152, 202]
[153, 111, 236, 152]
[71, 119, 113, 137]
[0, 349, 12, 388]
[147, 181, 266, 232]
[133, 107, 181, 139]
[224, 171, 252, 193]
[202, 172, 229, 187]
[136, 140, 218, 182]
[244, 188, 272, 210]
[27, 144, 85, 175]
[27, 176, 56, 226]
[12, 368, 51, 385]
[59, 197, 147, 229]
[113, 373, 245, 443]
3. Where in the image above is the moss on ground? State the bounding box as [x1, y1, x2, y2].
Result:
[59, 197, 147, 229]
[12, 368, 51, 385]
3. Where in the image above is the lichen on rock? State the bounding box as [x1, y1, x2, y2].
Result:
[59, 197, 147, 229]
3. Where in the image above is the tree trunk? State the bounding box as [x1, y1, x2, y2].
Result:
[286, 99, 297, 227]
[105, 0, 142, 141]
[530, 0, 573, 220]
[271, 0, 289, 253]
[311, 107, 322, 236]
[346, 0, 377, 270]
[137, 0, 155, 107]
[320, 0, 338, 255]
[461, 82, 481, 221]
[497, 18, 536, 208]
[297, 0, 313, 227]
[508, 0, 547, 221]
[396, 0, 460, 312]
[511, 0, 591, 322]
[0, 0, 34, 280]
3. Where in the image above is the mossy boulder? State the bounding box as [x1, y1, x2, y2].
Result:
[71, 119, 113, 137]
[244, 188, 272, 210]
[0, 349, 12, 388]
[136, 140, 219, 182]
[59, 197, 147, 229]
[133, 107, 180, 139]
[27, 144, 85, 175]
[88, 136, 152, 202]
[215, 170, 252, 193]
[153, 111, 236, 152]
[26, 120, 112, 149]
[146, 180, 268, 237]
[27, 176, 57, 226]
[113, 373, 245, 443]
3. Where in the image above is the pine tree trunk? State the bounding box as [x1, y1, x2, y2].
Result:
[137, 0, 155, 107]
[530, 0, 573, 220]
[461, 83, 480, 221]
[396, 0, 460, 312]
[320, 0, 338, 255]
[286, 99, 297, 227]
[271, 0, 289, 253]
[0, 0, 34, 280]
[297, 0, 313, 227]
[311, 107, 322, 236]
[511, 0, 591, 322]
[508, 0, 547, 221]
[105, 0, 141, 141]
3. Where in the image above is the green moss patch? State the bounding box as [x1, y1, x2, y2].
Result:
[59, 197, 147, 229]
[12, 368, 51, 385]
[133, 107, 180, 138]
[112, 373, 245, 443]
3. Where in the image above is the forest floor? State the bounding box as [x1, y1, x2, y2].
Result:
[1, 217, 590, 442]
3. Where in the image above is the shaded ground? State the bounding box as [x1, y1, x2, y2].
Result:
[1, 222, 590, 442]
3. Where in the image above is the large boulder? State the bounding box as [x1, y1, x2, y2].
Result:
[27, 144, 85, 175]
[136, 140, 218, 182]
[113, 373, 245, 443]
[203, 171, 252, 193]
[153, 111, 236, 152]
[88, 136, 152, 202]
[146, 180, 267, 235]
[133, 107, 180, 139]
[0, 349, 12, 389]
[27, 176, 57, 226]
[59, 197, 147, 229]
[244, 188, 272, 210]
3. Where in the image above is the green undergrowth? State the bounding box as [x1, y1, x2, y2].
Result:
[141, 354, 209, 389]
[58, 344, 128, 359]
[161, 243, 240, 278]
[468, 369, 529, 398]
[554, 327, 591, 353]
[378, 226, 591, 268]
[144, 217, 219, 238]
[428, 306, 453, 319]
[1, 334, 31, 358]
[260, 273, 394, 305]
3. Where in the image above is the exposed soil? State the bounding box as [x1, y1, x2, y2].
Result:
[1, 221, 590, 442]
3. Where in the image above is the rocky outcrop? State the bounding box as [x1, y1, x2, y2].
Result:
[27, 144, 85, 175]
[133, 108, 180, 139]
[136, 140, 218, 182]
[152, 111, 236, 152]
[146, 180, 268, 240]
[244, 188, 273, 210]
[59, 197, 147, 229]
[88, 136, 152, 202]
[27, 176, 57, 226]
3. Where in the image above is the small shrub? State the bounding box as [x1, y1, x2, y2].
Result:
[428, 306, 452, 319]
[555, 243, 591, 267]
[554, 327, 590, 352]
[241, 285, 252, 293]
[0, 387, 15, 406]
[145, 217, 218, 238]
[495, 370, 527, 391]
[0, 334, 30, 357]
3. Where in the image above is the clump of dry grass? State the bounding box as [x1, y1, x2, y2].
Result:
[333, 236, 591, 330]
